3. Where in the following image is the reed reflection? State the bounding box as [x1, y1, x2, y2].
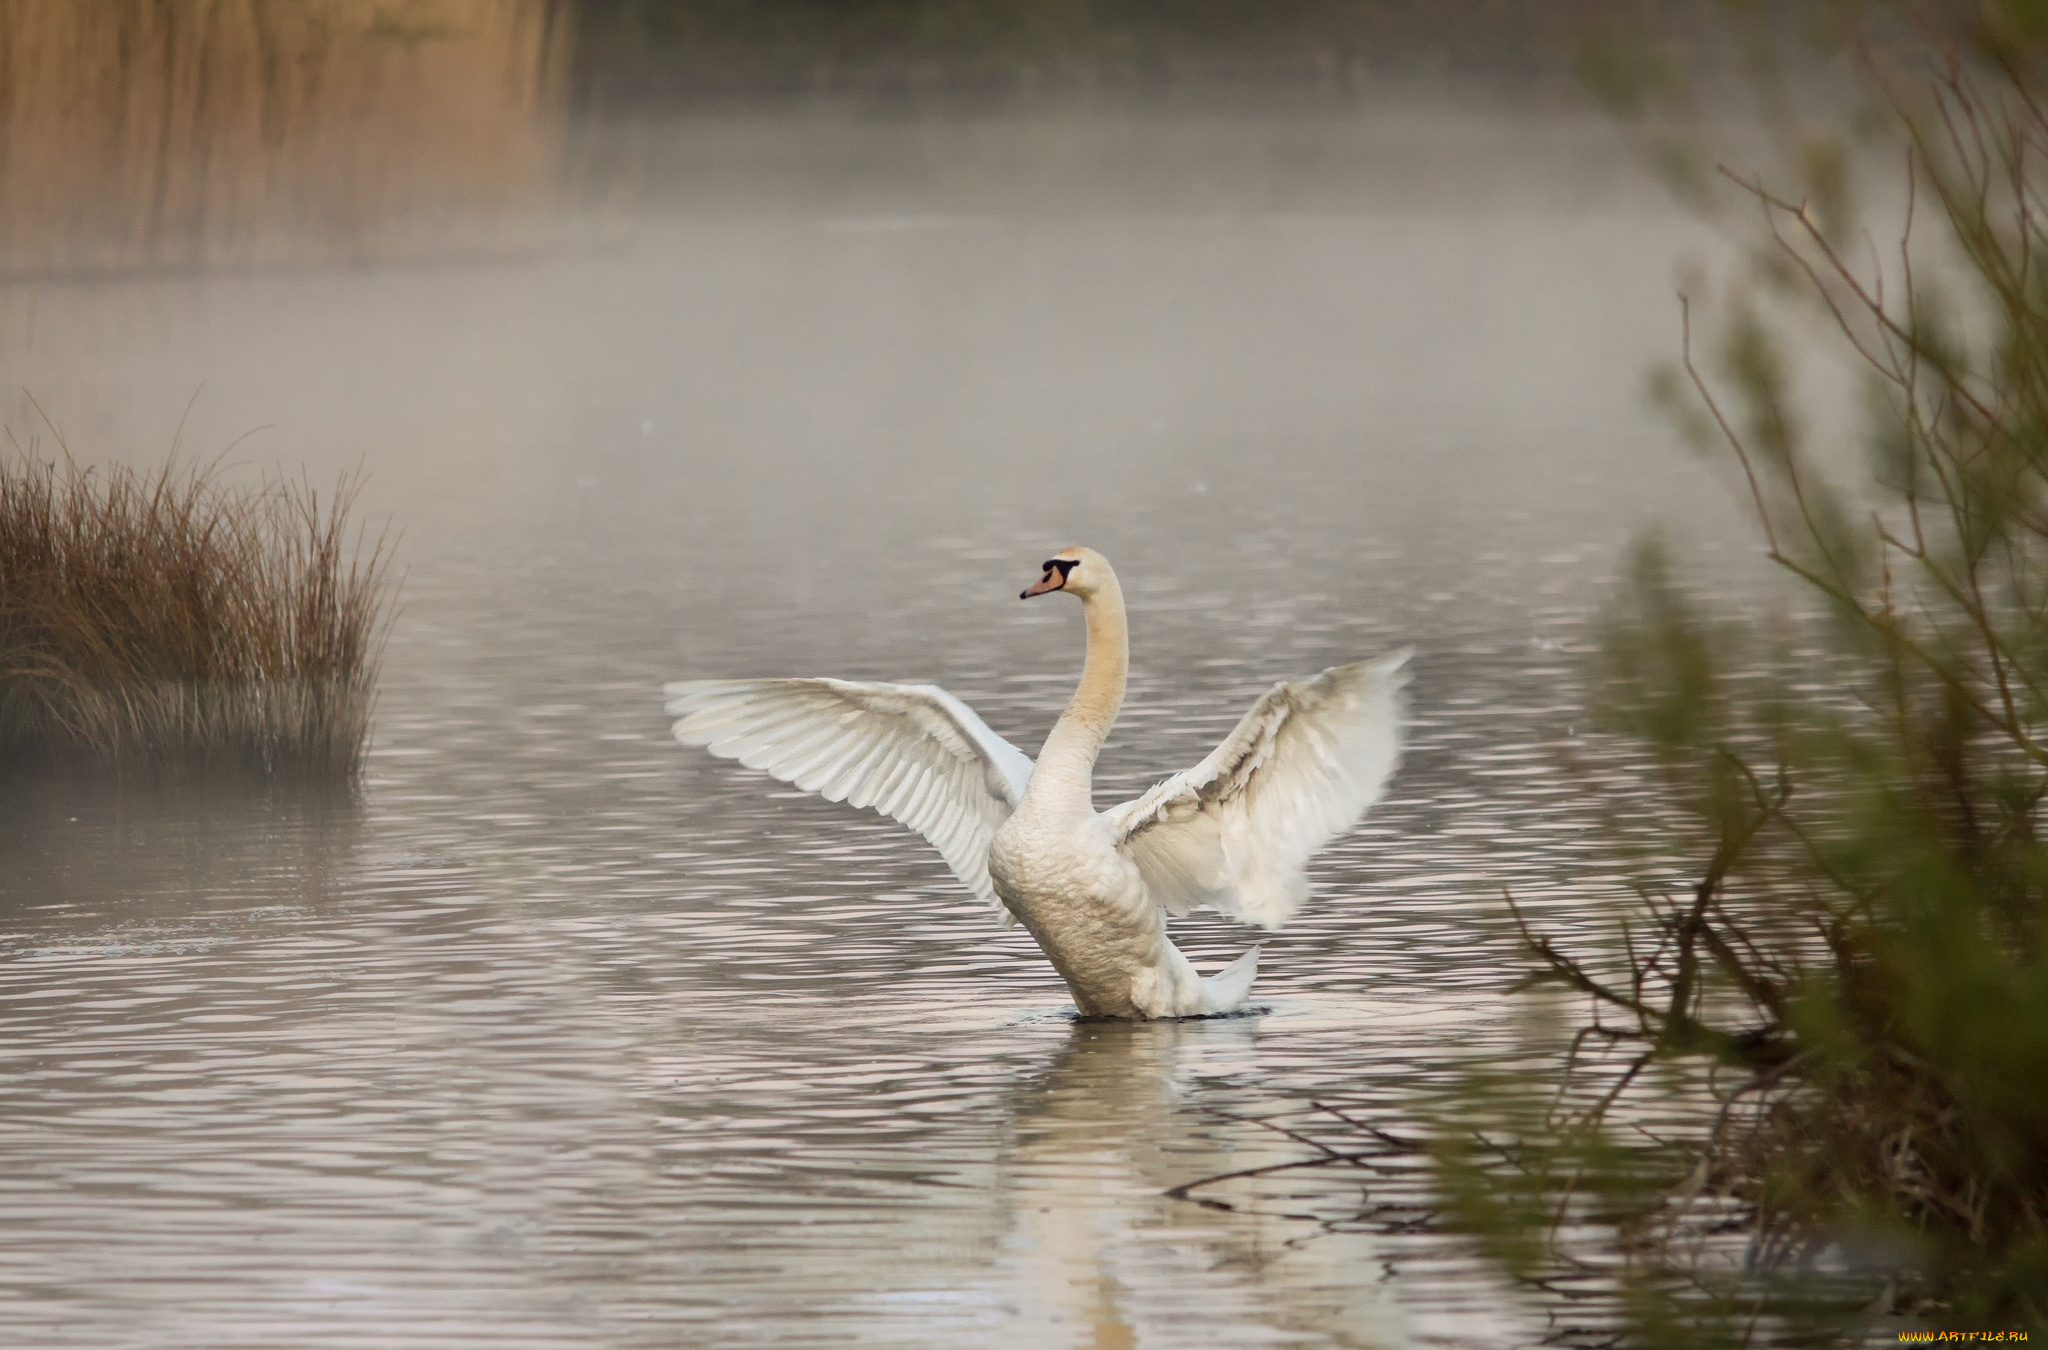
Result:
[0, 779, 366, 928]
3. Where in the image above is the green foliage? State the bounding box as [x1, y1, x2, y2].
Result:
[1437, 2, 2048, 1341]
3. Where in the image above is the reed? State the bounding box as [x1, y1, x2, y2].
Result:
[0, 448, 391, 780]
[0, 0, 569, 273]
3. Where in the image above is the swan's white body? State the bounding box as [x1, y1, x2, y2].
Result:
[664, 547, 1407, 1019]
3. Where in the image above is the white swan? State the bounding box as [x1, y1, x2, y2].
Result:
[663, 546, 1408, 1018]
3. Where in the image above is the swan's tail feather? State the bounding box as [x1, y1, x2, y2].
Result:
[1198, 944, 1262, 1014]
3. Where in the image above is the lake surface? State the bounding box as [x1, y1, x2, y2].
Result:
[0, 108, 1751, 1346]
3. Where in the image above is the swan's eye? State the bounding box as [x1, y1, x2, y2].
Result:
[1046, 559, 1079, 580]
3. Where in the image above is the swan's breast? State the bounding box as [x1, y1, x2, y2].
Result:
[989, 812, 1145, 923]
[990, 810, 1171, 1017]
[990, 812, 1093, 887]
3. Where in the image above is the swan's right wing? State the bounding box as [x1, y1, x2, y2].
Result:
[663, 678, 1034, 908]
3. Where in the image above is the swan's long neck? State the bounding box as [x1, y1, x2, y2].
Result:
[1028, 567, 1129, 814]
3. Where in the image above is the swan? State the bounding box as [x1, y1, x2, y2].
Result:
[663, 546, 1408, 1018]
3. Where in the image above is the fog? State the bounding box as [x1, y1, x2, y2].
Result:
[5, 102, 1740, 637]
[0, 42, 1770, 1348]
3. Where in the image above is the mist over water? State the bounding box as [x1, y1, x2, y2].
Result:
[1, 95, 1757, 1346]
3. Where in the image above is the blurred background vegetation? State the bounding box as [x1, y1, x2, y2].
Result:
[0, 0, 1751, 273]
[0, 0, 570, 273]
[569, 0, 1706, 107]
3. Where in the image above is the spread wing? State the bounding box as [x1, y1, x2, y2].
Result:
[1104, 649, 1410, 929]
[663, 678, 1034, 908]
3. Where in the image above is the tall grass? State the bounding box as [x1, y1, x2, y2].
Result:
[0, 0, 570, 273]
[0, 448, 391, 780]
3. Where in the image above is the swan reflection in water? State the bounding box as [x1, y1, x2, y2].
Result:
[985, 1011, 1409, 1349]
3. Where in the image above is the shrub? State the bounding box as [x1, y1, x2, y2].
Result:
[0, 448, 390, 780]
[1429, 2, 2048, 1339]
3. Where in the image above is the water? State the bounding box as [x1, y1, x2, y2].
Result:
[1, 109, 1752, 1346]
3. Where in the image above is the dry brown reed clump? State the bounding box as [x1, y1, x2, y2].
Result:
[0, 450, 391, 780]
[0, 0, 570, 273]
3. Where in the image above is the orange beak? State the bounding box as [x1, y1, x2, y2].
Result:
[1020, 568, 1065, 599]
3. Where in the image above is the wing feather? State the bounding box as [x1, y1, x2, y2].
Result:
[664, 677, 1033, 908]
[1106, 649, 1410, 929]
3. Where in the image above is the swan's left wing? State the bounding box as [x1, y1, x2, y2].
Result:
[1105, 650, 1409, 929]
[663, 678, 1033, 908]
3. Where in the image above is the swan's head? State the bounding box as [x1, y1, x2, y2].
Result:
[1020, 546, 1109, 601]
